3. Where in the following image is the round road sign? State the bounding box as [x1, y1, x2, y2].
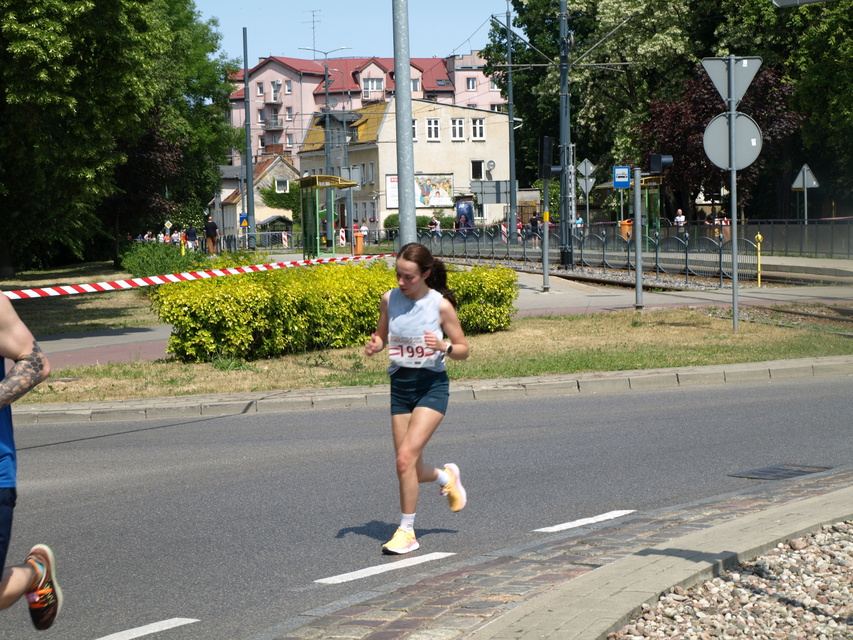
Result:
[703, 112, 763, 171]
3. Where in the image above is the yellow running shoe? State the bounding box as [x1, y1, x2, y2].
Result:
[381, 527, 419, 555]
[440, 463, 467, 512]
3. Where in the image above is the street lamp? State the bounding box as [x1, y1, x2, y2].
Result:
[772, 0, 836, 5]
[300, 46, 351, 247]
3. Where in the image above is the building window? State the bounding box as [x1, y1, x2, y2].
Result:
[471, 159, 484, 180]
[467, 104, 477, 108]
[256, 81, 264, 96]
[490, 79, 499, 91]
[411, 78, 420, 92]
[286, 133, 293, 148]
[412, 119, 418, 140]
[369, 162, 375, 184]
[272, 134, 280, 144]
[490, 104, 505, 112]
[363, 77, 384, 92]
[472, 118, 485, 140]
[257, 108, 266, 123]
[451, 118, 465, 141]
[285, 80, 292, 94]
[361, 163, 367, 185]
[275, 179, 289, 193]
[426, 118, 440, 141]
[258, 135, 266, 151]
[466, 77, 477, 91]
[286, 106, 293, 121]
[370, 201, 376, 219]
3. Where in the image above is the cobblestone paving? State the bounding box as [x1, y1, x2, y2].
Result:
[271, 466, 853, 640]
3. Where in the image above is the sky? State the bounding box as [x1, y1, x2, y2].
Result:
[193, 0, 509, 64]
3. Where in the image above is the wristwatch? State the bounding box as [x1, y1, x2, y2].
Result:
[444, 342, 453, 355]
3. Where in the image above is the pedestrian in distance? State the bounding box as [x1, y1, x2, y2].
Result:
[364, 243, 470, 555]
[204, 215, 219, 255]
[0, 293, 61, 630]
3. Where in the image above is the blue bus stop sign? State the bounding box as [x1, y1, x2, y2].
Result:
[613, 166, 631, 189]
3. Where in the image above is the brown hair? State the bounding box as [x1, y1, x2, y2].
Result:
[397, 242, 457, 308]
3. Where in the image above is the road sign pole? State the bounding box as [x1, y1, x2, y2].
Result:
[727, 55, 739, 332]
[633, 167, 643, 310]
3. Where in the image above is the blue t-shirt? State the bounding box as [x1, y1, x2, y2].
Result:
[0, 361, 15, 488]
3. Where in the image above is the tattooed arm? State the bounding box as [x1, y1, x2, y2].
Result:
[0, 294, 51, 409]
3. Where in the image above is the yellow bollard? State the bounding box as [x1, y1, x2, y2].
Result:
[755, 232, 763, 287]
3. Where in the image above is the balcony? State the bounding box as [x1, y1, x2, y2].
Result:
[263, 119, 285, 131]
[264, 91, 283, 104]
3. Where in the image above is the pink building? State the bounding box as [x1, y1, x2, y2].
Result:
[228, 51, 503, 167]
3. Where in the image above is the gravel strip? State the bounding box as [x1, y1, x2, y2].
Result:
[608, 521, 853, 639]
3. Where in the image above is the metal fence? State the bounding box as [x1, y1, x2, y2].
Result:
[418, 224, 757, 284]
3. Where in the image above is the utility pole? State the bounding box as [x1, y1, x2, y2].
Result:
[558, 0, 574, 269]
[391, 0, 416, 246]
[300, 46, 350, 248]
[242, 28, 256, 250]
[506, 0, 518, 244]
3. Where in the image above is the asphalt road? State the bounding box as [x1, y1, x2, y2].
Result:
[5, 375, 852, 640]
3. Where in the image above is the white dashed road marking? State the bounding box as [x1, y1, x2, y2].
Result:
[534, 509, 636, 533]
[316, 552, 456, 584]
[93, 618, 200, 640]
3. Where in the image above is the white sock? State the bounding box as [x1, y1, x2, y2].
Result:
[435, 468, 450, 487]
[400, 513, 416, 531]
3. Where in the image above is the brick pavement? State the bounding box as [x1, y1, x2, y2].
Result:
[260, 464, 853, 640]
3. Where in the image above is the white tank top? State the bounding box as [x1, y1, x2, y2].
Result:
[387, 288, 445, 374]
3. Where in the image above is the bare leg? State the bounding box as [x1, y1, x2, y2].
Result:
[0, 563, 37, 610]
[391, 407, 445, 514]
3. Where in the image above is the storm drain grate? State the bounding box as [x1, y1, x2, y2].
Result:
[728, 464, 832, 480]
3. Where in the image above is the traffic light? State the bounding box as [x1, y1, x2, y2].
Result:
[538, 136, 554, 180]
[649, 154, 673, 173]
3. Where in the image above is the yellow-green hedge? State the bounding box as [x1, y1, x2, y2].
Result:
[152, 261, 518, 362]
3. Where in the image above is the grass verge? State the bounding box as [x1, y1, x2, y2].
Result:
[22, 307, 853, 405]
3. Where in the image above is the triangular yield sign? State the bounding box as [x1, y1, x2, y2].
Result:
[702, 57, 762, 106]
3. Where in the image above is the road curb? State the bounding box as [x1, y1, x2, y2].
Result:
[468, 484, 853, 640]
[15, 355, 853, 425]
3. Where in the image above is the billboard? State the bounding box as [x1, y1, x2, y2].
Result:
[385, 174, 454, 209]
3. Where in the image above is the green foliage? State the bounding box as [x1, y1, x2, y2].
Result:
[151, 261, 519, 362]
[383, 213, 399, 229]
[0, 0, 237, 275]
[120, 241, 203, 278]
[259, 182, 302, 223]
[450, 266, 518, 333]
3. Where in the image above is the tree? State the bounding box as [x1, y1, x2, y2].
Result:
[95, 0, 240, 265]
[0, 0, 166, 275]
[0, 0, 238, 275]
[638, 66, 802, 221]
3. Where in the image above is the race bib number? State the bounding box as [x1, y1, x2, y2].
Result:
[388, 334, 440, 368]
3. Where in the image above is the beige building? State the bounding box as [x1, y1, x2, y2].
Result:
[297, 98, 513, 236]
[210, 155, 301, 244]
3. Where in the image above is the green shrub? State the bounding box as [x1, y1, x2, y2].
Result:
[451, 266, 518, 333]
[152, 260, 518, 362]
[121, 242, 202, 278]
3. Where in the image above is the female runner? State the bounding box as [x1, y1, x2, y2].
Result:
[365, 243, 470, 554]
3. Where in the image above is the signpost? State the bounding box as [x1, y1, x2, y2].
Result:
[792, 164, 819, 226]
[576, 158, 596, 224]
[613, 166, 630, 221]
[702, 55, 763, 331]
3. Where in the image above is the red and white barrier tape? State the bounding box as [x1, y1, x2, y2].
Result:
[3, 253, 393, 300]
